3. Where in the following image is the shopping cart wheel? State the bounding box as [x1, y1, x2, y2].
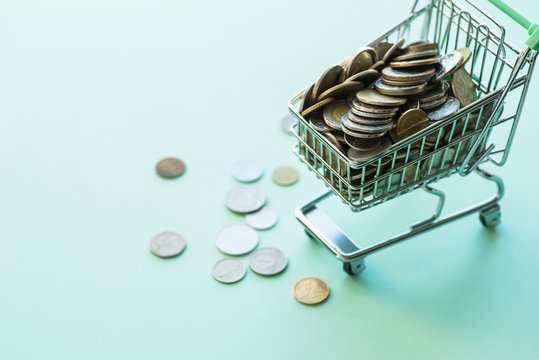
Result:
[479, 204, 501, 228]
[343, 259, 365, 276]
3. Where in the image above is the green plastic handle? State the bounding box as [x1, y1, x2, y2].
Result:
[488, 0, 539, 51]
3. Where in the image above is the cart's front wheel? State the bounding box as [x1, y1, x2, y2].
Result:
[479, 204, 501, 229]
[343, 260, 365, 276]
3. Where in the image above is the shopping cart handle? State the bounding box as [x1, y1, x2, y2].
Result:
[488, 0, 539, 51]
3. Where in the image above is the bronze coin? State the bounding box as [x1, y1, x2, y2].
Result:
[323, 100, 350, 130]
[390, 57, 439, 68]
[368, 60, 386, 71]
[322, 132, 345, 153]
[312, 65, 343, 103]
[381, 76, 428, 86]
[318, 81, 364, 101]
[402, 42, 438, 53]
[374, 42, 394, 61]
[454, 47, 472, 67]
[342, 47, 376, 80]
[351, 109, 396, 120]
[347, 137, 392, 162]
[352, 100, 399, 114]
[299, 82, 315, 114]
[381, 66, 435, 82]
[356, 89, 406, 106]
[293, 278, 330, 305]
[382, 38, 405, 63]
[301, 97, 335, 117]
[395, 108, 429, 141]
[344, 69, 380, 85]
[392, 49, 438, 62]
[156, 158, 186, 179]
[451, 67, 477, 107]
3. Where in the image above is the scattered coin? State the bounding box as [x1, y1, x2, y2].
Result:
[233, 160, 264, 182]
[249, 247, 288, 276]
[225, 185, 267, 213]
[245, 207, 279, 230]
[215, 224, 258, 255]
[293, 278, 330, 305]
[451, 67, 477, 107]
[273, 166, 299, 186]
[281, 114, 296, 134]
[212, 258, 247, 284]
[156, 158, 186, 179]
[150, 231, 186, 258]
[323, 100, 350, 130]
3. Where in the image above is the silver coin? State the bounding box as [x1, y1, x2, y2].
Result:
[347, 137, 392, 162]
[232, 160, 264, 182]
[225, 185, 267, 213]
[281, 114, 296, 134]
[374, 78, 428, 96]
[309, 112, 332, 132]
[248, 247, 288, 276]
[426, 96, 460, 121]
[150, 231, 186, 258]
[342, 113, 393, 133]
[212, 258, 247, 283]
[245, 207, 279, 230]
[433, 50, 464, 81]
[216, 224, 259, 255]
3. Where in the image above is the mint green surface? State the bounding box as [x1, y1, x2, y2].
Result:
[1, 1, 539, 359]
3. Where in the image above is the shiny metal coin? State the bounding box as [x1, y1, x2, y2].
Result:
[156, 158, 186, 179]
[216, 225, 258, 255]
[245, 207, 279, 230]
[381, 76, 427, 86]
[392, 49, 438, 62]
[356, 89, 406, 106]
[418, 81, 449, 103]
[281, 114, 296, 134]
[343, 47, 377, 79]
[323, 132, 346, 153]
[348, 111, 393, 125]
[352, 109, 396, 119]
[323, 100, 349, 130]
[374, 78, 428, 96]
[451, 67, 477, 107]
[342, 112, 393, 133]
[301, 97, 335, 117]
[433, 50, 464, 81]
[225, 185, 267, 214]
[272, 166, 299, 186]
[381, 66, 435, 82]
[309, 112, 332, 132]
[455, 47, 472, 67]
[249, 247, 288, 276]
[344, 133, 381, 151]
[402, 42, 438, 53]
[318, 81, 364, 101]
[232, 160, 264, 182]
[395, 108, 429, 141]
[382, 38, 405, 63]
[150, 231, 186, 258]
[374, 42, 394, 61]
[347, 137, 391, 162]
[312, 65, 342, 103]
[293, 278, 330, 305]
[420, 94, 448, 110]
[426, 96, 460, 121]
[212, 258, 247, 284]
[299, 82, 315, 114]
[352, 99, 399, 114]
[344, 69, 380, 84]
[390, 57, 439, 68]
[341, 123, 386, 138]
[368, 60, 386, 71]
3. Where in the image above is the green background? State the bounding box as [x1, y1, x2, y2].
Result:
[1, 0, 538, 359]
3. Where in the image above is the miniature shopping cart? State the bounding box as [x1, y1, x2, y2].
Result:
[288, 0, 538, 275]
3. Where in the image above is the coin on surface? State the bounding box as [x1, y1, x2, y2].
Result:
[433, 50, 464, 81]
[245, 207, 279, 230]
[451, 67, 477, 107]
[381, 66, 435, 82]
[156, 158, 186, 179]
[356, 89, 406, 106]
[150, 231, 186, 258]
[426, 96, 461, 121]
[232, 160, 264, 182]
[249, 247, 288, 276]
[212, 258, 247, 284]
[281, 114, 296, 134]
[301, 97, 335, 117]
[318, 81, 364, 101]
[347, 137, 391, 162]
[392, 49, 438, 62]
[323, 100, 349, 130]
[382, 38, 405, 63]
[216, 224, 258, 255]
[299, 83, 315, 114]
[374, 78, 428, 96]
[390, 57, 439, 68]
[395, 108, 429, 141]
[293, 278, 330, 305]
[312, 65, 343, 103]
[225, 185, 267, 213]
[272, 166, 299, 186]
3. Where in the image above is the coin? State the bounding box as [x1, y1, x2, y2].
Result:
[232, 160, 264, 182]
[402, 42, 438, 53]
[381, 76, 427, 86]
[249, 247, 288, 276]
[312, 65, 343, 103]
[215, 224, 258, 255]
[156, 158, 186, 179]
[382, 38, 405, 63]
[281, 114, 296, 134]
[323, 132, 346, 153]
[343, 47, 376, 79]
[348, 111, 393, 124]
[352, 109, 396, 119]
[245, 207, 279, 230]
[451, 67, 477, 107]
[420, 94, 448, 110]
[392, 49, 438, 62]
[352, 100, 399, 114]
[293, 278, 330, 305]
[301, 97, 335, 117]
[150, 231, 186, 258]
[374, 42, 394, 61]
[344, 69, 379, 84]
[356, 89, 406, 106]
[309, 112, 332, 132]
[347, 137, 391, 162]
[433, 50, 463, 81]
[225, 185, 267, 213]
[390, 57, 439, 68]
[368, 60, 386, 71]
[299, 82, 315, 114]
[272, 166, 299, 186]
[418, 81, 449, 103]
[323, 100, 349, 130]
[212, 258, 246, 284]
[381, 66, 435, 82]
[374, 78, 428, 96]
[345, 133, 381, 151]
[318, 81, 364, 101]
[342, 113, 393, 133]
[426, 96, 460, 121]
[342, 124, 385, 138]
[455, 47, 472, 67]
[395, 108, 429, 141]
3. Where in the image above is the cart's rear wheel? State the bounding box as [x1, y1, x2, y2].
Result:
[343, 261, 365, 276]
[479, 204, 501, 229]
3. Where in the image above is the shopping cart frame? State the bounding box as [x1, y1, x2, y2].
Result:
[288, 0, 538, 275]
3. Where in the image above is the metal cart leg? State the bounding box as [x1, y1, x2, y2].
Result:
[295, 167, 504, 275]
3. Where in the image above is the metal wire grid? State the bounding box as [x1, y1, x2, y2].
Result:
[289, 0, 536, 212]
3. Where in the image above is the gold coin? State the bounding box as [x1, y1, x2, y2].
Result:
[395, 108, 429, 141]
[382, 38, 405, 63]
[392, 49, 438, 62]
[156, 158, 186, 179]
[318, 81, 364, 101]
[356, 89, 406, 106]
[299, 82, 315, 114]
[390, 57, 439, 68]
[451, 67, 477, 107]
[381, 66, 435, 82]
[301, 97, 335, 117]
[272, 166, 299, 186]
[343, 47, 376, 79]
[293, 278, 330, 305]
[312, 65, 343, 103]
[454, 47, 472, 67]
[323, 132, 345, 153]
[368, 60, 386, 71]
[323, 100, 349, 130]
